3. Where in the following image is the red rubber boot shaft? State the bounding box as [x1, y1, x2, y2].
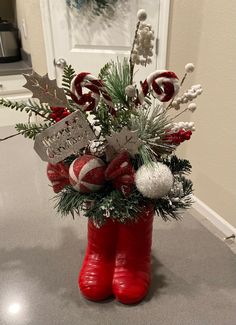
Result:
[79, 219, 117, 301]
[113, 206, 154, 304]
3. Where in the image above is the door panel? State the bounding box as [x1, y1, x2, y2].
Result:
[49, 0, 160, 82]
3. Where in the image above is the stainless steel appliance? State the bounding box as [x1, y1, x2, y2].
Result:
[0, 18, 20, 63]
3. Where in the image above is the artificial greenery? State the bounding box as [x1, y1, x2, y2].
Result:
[154, 176, 193, 221]
[62, 64, 76, 96]
[163, 155, 192, 175]
[0, 97, 27, 112]
[61, 64, 79, 111]
[0, 98, 52, 120]
[54, 184, 145, 226]
[54, 155, 194, 225]
[93, 101, 114, 136]
[131, 105, 175, 164]
[98, 62, 112, 81]
[0, 97, 54, 140]
[102, 58, 131, 108]
[15, 122, 51, 140]
[92, 58, 136, 136]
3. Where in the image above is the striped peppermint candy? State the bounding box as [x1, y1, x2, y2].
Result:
[137, 70, 180, 104]
[69, 155, 106, 193]
[70, 72, 115, 114]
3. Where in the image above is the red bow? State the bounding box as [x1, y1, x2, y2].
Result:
[105, 151, 135, 196]
[47, 162, 70, 193]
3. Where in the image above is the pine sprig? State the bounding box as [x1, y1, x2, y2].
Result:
[61, 64, 79, 112]
[163, 155, 192, 175]
[15, 122, 51, 140]
[103, 58, 131, 107]
[62, 64, 76, 96]
[131, 105, 175, 164]
[98, 62, 112, 81]
[0, 97, 52, 120]
[27, 99, 52, 118]
[0, 97, 27, 112]
[54, 185, 146, 226]
[93, 102, 113, 136]
[154, 176, 194, 221]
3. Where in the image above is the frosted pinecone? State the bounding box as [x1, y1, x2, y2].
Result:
[89, 139, 107, 157]
[169, 180, 184, 202]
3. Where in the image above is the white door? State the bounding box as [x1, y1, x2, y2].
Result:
[41, 0, 170, 83]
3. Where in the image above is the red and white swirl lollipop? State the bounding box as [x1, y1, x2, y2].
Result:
[137, 70, 180, 104]
[70, 72, 115, 115]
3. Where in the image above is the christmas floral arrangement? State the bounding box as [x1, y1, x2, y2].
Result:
[0, 9, 202, 304]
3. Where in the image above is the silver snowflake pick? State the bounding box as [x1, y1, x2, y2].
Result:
[105, 126, 143, 158]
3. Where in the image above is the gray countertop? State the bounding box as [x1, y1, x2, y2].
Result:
[0, 60, 32, 76]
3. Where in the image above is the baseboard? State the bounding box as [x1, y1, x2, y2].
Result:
[193, 196, 236, 237]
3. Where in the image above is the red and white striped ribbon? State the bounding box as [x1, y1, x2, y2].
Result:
[137, 70, 180, 104]
[47, 162, 70, 193]
[70, 72, 115, 114]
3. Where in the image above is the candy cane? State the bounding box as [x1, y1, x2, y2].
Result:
[137, 70, 180, 104]
[70, 72, 115, 114]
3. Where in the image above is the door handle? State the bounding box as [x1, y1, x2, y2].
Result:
[54, 58, 67, 69]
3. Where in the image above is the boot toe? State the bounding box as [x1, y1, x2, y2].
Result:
[79, 258, 114, 301]
[113, 271, 150, 304]
[79, 279, 113, 301]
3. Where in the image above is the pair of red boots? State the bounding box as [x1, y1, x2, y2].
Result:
[79, 206, 154, 304]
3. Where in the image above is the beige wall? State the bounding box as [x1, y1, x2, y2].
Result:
[167, 0, 236, 228]
[16, 0, 47, 74]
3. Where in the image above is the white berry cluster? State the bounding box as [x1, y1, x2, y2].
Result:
[131, 23, 155, 66]
[169, 180, 184, 202]
[171, 84, 203, 110]
[170, 121, 195, 133]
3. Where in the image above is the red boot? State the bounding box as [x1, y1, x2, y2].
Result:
[79, 218, 118, 301]
[112, 206, 154, 304]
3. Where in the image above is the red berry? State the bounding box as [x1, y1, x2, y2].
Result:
[178, 129, 186, 137]
[55, 117, 61, 122]
[51, 106, 65, 114]
[172, 135, 180, 145]
[49, 113, 57, 120]
[61, 111, 70, 118]
[184, 130, 192, 140]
